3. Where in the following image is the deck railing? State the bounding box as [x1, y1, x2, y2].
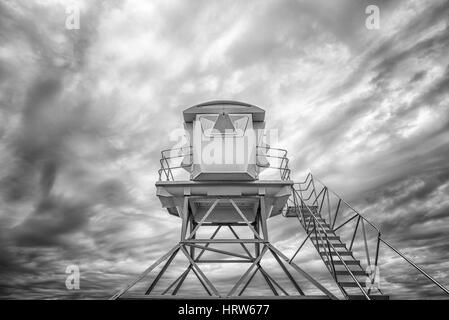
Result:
[158, 145, 291, 181]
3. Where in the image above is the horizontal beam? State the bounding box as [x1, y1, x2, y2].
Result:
[182, 239, 266, 244]
[195, 259, 254, 263]
[199, 223, 256, 227]
[185, 243, 252, 260]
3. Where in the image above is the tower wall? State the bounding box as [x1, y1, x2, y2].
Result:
[181, 101, 269, 181]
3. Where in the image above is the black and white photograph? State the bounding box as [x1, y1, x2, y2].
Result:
[0, 0, 449, 312]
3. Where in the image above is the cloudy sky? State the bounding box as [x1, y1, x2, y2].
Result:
[0, 0, 449, 299]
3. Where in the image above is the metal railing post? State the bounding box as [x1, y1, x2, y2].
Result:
[349, 216, 360, 252]
[332, 199, 341, 229]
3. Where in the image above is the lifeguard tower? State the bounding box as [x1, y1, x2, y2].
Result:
[111, 101, 449, 300]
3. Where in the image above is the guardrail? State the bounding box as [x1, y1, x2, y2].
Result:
[286, 173, 449, 298]
[256, 146, 291, 181]
[158, 145, 291, 181]
[158, 146, 192, 181]
[285, 187, 375, 299]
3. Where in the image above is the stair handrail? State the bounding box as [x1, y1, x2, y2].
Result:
[296, 175, 382, 288]
[291, 188, 372, 299]
[311, 175, 380, 233]
[380, 238, 449, 295]
[297, 173, 449, 296]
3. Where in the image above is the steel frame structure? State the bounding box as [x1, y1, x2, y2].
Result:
[284, 173, 449, 299]
[113, 136, 449, 299]
[111, 196, 336, 300]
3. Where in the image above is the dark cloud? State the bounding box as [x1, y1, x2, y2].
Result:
[409, 71, 427, 84]
[0, 0, 448, 299]
[12, 197, 90, 247]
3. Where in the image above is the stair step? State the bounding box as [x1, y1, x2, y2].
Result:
[312, 238, 340, 243]
[311, 231, 336, 235]
[305, 223, 329, 228]
[299, 205, 318, 211]
[347, 295, 389, 300]
[335, 270, 368, 276]
[312, 235, 339, 240]
[317, 243, 346, 248]
[285, 206, 318, 217]
[339, 282, 367, 288]
[320, 251, 352, 256]
[304, 215, 325, 219]
[313, 241, 343, 247]
[325, 260, 361, 266]
[313, 226, 330, 230]
[306, 228, 332, 233]
[302, 216, 322, 220]
[305, 222, 330, 227]
[305, 222, 332, 231]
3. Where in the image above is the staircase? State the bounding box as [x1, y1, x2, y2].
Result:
[285, 205, 387, 300]
[282, 173, 449, 300]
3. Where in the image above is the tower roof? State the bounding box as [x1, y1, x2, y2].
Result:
[183, 100, 265, 122]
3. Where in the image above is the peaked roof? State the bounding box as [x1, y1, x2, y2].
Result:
[183, 100, 265, 122]
[213, 113, 235, 133]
